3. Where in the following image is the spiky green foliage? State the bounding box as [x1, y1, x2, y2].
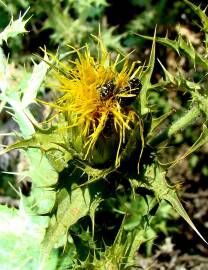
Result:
[0, 1, 208, 270]
[0, 8, 29, 45]
[0, 0, 124, 55]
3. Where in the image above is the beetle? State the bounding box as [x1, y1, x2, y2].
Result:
[99, 81, 115, 101]
[119, 78, 142, 106]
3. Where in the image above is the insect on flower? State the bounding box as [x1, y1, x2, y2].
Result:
[40, 37, 144, 167]
[99, 81, 115, 101]
[119, 78, 142, 107]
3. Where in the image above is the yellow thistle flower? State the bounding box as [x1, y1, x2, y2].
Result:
[41, 37, 143, 167]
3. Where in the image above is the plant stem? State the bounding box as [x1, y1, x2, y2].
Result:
[148, 106, 201, 147]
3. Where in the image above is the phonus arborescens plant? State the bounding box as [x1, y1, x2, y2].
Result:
[0, 0, 208, 269]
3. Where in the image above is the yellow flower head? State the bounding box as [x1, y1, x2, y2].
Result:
[43, 37, 143, 167]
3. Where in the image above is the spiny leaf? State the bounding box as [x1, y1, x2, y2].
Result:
[183, 0, 208, 35]
[148, 110, 173, 139]
[76, 163, 113, 188]
[0, 132, 72, 184]
[27, 149, 59, 187]
[163, 190, 207, 244]
[0, 47, 8, 94]
[0, 8, 30, 45]
[142, 164, 207, 244]
[0, 96, 35, 137]
[158, 58, 201, 94]
[100, 26, 126, 52]
[157, 58, 176, 84]
[68, 0, 108, 19]
[159, 124, 208, 170]
[138, 28, 156, 115]
[89, 197, 103, 238]
[185, 0, 208, 30]
[0, 53, 52, 167]
[0, 132, 72, 163]
[22, 187, 56, 215]
[0, 52, 49, 137]
[139, 34, 208, 69]
[21, 52, 50, 108]
[148, 106, 201, 147]
[39, 187, 90, 269]
[125, 229, 145, 265]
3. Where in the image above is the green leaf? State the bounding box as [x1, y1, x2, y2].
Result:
[157, 58, 201, 94]
[142, 164, 207, 244]
[183, 0, 208, 30]
[77, 163, 113, 188]
[139, 34, 208, 69]
[125, 229, 145, 264]
[0, 147, 60, 187]
[0, 205, 57, 270]
[157, 58, 176, 84]
[148, 110, 173, 139]
[27, 148, 59, 187]
[68, 0, 108, 19]
[138, 28, 156, 115]
[0, 131, 73, 174]
[0, 94, 35, 137]
[148, 106, 201, 148]
[0, 130, 74, 187]
[163, 190, 207, 244]
[0, 47, 8, 94]
[0, 132, 66, 154]
[100, 26, 125, 52]
[89, 197, 103, 238]
[22, 187, 56, 215]
[21, 52, 49, 108]
[183, 0, 208, 47]
[0, 54, 49, 137]
[160, 124, 208, 169]
[0, 8, 30, 45]
[39, 187, 91, 269]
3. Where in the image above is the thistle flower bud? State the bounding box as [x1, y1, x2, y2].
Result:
[41, 38, 143, 167]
